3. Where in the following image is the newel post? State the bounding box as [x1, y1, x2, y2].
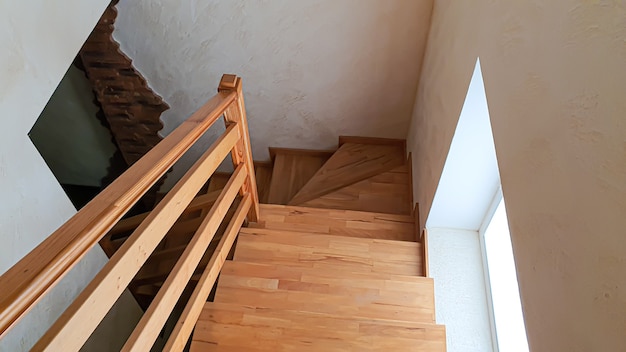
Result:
[218, 74, 260, 222]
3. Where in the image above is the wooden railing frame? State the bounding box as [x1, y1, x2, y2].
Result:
[0, 74, 260, 351]
[33, 123, 241, 351]
[163, 194, 252, 352]
[0, 90, 235, 338]
[122, 164, 248, 350]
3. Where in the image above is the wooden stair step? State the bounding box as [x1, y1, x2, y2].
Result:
[288, 143, 405, 205]
[232, 251, 421, 276]
[221, 261, 430, 288]
[259, 204, 414, 223]
[234, 229, 422, 276]
[254, 162, 273, 203]
[191, 302, 446, 351]
[301, 164, 412, 215]
[214, 286, 434, 323]
[253, 204, 415, 241]
[214, 261, 435, 322]
[267, 149, 331, 205]
[207, 172, 231, 192]
[238, 228, 421, 260]
[132, 238, 220, 287]
[221, 261, 434, 296]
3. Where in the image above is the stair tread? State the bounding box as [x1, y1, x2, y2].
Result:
[239, 227, 420, 251]
[219, 260, 433, 303]
[289, 143, 405, 205]
[238, 228, 422, 259]
[214, 286, 435, 323]
[213, 287, 435, 326]
[301, 164, 412, 215]
[191, 302, 446, 351]
[259, 204, 414, 223]
[234, 229, 422, 276]
[221, 260, 428, 284]
[214, 262, 435, 323]
[253, 204, 415, 242]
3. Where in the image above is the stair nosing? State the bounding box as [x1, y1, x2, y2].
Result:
[240, 227, 421, 247]
[259, 203, 415, 222]
[200, 301, 445, 329]
[221, 260, 430, 283]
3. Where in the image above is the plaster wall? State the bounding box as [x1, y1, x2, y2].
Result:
[407, 1, 626, 350]
[113, 0, 433, 186]
[0, 2, 142, 351]
[427, 228, 493, 352]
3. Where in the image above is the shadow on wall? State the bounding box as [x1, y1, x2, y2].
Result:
[29, 65, 118, 208]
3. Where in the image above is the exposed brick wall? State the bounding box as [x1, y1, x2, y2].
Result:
[79, 1, 168, 167]
[78, 1, 169, 207]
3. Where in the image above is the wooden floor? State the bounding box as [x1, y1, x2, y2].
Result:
[191, 205, 445, 351]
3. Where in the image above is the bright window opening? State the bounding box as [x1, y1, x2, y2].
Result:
[482, 194, 529, 352]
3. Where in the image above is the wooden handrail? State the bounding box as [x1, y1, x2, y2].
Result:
[0, 74, 260, 351]
[0, 90, 236, 338]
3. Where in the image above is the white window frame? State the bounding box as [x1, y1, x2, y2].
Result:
[478, 186, 504, 352]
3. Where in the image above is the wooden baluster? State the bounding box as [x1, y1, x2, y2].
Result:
[218, 74, 260, 222]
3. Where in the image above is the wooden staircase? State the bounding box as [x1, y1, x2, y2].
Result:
[98, 136, 444, 350]
[190, 137, 443, 350]
[191, 205, 445, 350]
[0, 75, 446, 351]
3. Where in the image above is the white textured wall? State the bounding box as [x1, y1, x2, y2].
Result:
[408, 1, 626, 350]
[113, 0, 433, 187]
[428, 228, 493, 352]
[0, 2, 142, 351]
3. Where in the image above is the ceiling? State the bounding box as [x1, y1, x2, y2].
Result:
[113, 0, 433, 186]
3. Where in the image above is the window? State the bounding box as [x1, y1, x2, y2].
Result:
[480, 189, 529, 351]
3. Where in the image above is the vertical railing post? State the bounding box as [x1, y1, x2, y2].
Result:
[218, 74, 260, 222]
